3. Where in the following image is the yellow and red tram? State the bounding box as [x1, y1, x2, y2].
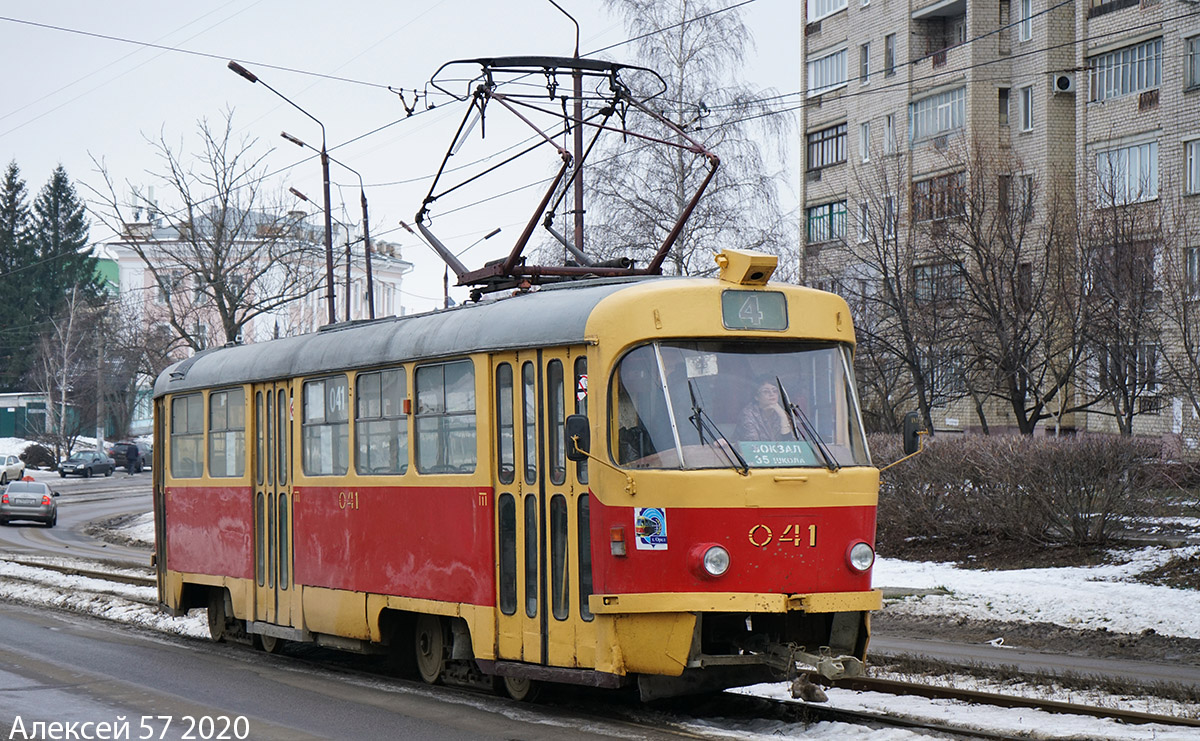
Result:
[152, 249, 882, 700]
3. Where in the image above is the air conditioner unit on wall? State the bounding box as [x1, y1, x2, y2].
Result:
[1053, 73, 1076, 94]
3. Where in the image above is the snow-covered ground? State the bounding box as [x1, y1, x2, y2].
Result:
[3, 436, 1199, 739]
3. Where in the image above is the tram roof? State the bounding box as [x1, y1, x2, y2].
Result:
[153, 278, 648, 397]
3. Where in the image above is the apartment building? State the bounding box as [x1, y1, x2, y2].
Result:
[801, 0, 1200, 441]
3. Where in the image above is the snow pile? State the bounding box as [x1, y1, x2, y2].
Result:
[876, 546, 1200, 638]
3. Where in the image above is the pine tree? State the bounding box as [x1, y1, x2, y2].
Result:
[30, 165, 100, 317]
[0, 163, 100, 391]
[0, 161, 37, 390]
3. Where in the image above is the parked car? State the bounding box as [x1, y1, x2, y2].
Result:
[0, 480, 59, 526]
[109, 441, 150, 473]
[1, 454, 24, 485]
[58, 450, 115, 478]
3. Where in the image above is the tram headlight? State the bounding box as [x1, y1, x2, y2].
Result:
[689, 543, 730, 578]
[847, 542, 875, 572]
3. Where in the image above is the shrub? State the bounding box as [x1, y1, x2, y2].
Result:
[19, 443, 56, 470]
[875, 433, 1157, 551]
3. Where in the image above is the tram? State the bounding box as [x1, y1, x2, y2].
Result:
[151, 248, 883, 700]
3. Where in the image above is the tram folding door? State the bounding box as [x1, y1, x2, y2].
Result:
[492, 349, 595, 669]
[253, 382, 295, 627]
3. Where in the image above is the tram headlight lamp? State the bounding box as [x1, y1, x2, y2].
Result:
[689, 543, 731, 578]
[847, 542, 875, 572]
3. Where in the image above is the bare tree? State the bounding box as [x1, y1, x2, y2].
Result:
[87, 110, 326, 351]
[1155, 190, 1200, 432]
[826, 148, 959, 434]
[584, 0, 794, 277]
[929, 141, 1091, 434]
[32, 288, 98, 460]
[1078, 157, 1164, 435]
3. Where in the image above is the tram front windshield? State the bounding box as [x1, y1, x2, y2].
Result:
[612, 341, 870, 470]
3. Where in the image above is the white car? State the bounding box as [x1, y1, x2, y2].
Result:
[1, 454, 25, 485]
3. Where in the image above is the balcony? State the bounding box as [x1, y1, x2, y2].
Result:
[912, 0, 967, 71]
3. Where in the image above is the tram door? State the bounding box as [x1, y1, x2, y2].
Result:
[253, 382, 294, 627]
[493, 349, 594, 668]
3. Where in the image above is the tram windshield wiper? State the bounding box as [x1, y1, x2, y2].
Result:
[776, 377, 839, 472]
[688, 379, 750, 475]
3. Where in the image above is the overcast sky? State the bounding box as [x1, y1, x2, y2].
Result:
[1, 1, 800, 312]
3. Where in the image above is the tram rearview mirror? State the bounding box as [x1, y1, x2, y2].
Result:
[565, 414, 590, 461]
[902, 411, 922, 455]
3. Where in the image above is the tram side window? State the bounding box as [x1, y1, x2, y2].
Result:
[415, 360, 476, 474]
[574, 356, 588, 484]
[302, 375, 349, 476]
[208, 388, 246, 477]
[547, 360, 566, 486]
[171, 393, 204, 478]
[356, 368, 408, 475]
[496, 364, 515, 485]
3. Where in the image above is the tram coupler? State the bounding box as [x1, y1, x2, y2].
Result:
[768, 644, 865, 681]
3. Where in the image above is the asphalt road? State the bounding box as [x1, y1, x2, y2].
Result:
[0, 602, 672, 741]
[0, 468, 152, 565]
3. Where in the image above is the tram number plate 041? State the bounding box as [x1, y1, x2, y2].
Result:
[748, 523, 817, 548]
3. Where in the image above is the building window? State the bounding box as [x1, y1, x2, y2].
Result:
[1186, 246, 1200, 297]
[999, 174, 1035, 222]
[910, 87, 965, 141]
[914, 262, 965, 302]
[302, 375, 349, 476]
[806, 201, 847, 243]
[1095, 140, 1159, 205]
[1098, 344, 1158, 394]
[884, 196, 897, 238]
[192, 322, 209, 350]
[807, 47, 848, 96]
[208, 388, 245, 478]
[1020, 85, 1034, 131]
[998, 87, 1010, 126]
[884, 34, 896, 76]
[356, 367, 408, 475]
[807, 123, 847, 170]
[884, 114, 896, 154]
[1188, 37, 1200, 90]
[860, 43, 871, 85]
[157, 271, 183, 304]
[1088, 38, 1161, 103]
[1186, 140, 1200, 195]
[860, 121, 871, 162]
[1018, 0, 1032, 42]
[913, 172, 966, 222]
[808, 0, 848, 22]
[918, 347, 967, 394]
[858, 201, 870, 242]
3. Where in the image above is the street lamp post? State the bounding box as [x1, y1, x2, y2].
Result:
[282, 132, 375, 321]
[228, 60, 336, 325]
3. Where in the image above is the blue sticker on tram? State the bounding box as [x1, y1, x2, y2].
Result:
[634, 507, 668, 550]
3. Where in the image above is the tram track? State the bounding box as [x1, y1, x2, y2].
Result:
[4, 557, 1198, 738]
[0, 556, 159, 608]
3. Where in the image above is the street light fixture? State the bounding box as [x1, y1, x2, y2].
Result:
[228, 60, 336, 325]
[281, 132, 375, 321]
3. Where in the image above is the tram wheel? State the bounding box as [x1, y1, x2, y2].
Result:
[258, 633, 284, 654]
[414, 614, 446, 684]
[207, 591, 228, 642]
[501, 675, 541, 702]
